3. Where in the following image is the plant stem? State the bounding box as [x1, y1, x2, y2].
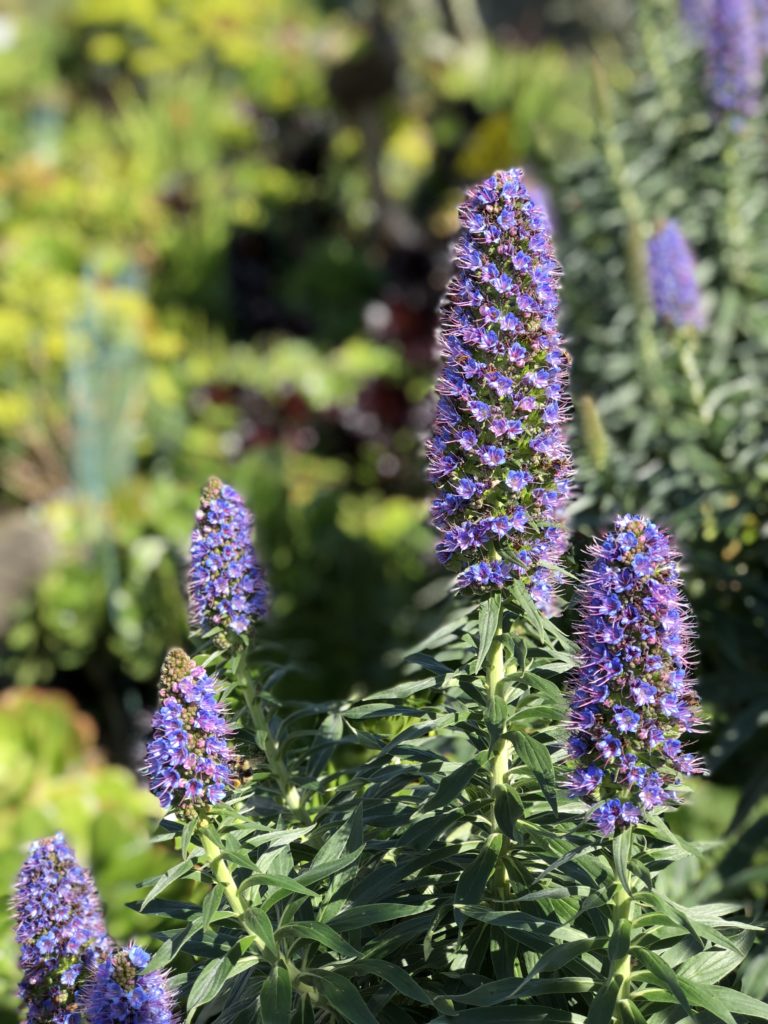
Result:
[199, 829, 244, 916]
[198, 826, 270, 956]
[486, 628, 511, 899]
[611, 879, 633, 1021]
[487, 632, 508, 818]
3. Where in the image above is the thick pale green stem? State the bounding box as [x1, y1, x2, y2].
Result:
[611, 880, 633, 1021]
[487, 633, 508, 819]
[486, 630, 511, 900]
[199, 828, 268, 956]
[199, 830, 244, 916]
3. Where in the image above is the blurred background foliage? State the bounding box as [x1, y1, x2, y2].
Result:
[1, 0, 767, 1016]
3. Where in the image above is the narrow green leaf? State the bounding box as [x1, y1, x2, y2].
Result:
[298, 848, 362, 888]
[277, 921, 358, 957]
[494, 785, 523, 837]
[348, 958, 434, 1005]
[261, 966, 292, 1024]
[456, 837, 502, 905]
[139, 860, 194, 911]
[308, 971, 379, 1024]
[186, 956, 235, 1016]
[201, 886, 222, 928]
[634, 948, 694, 1017]
[332, 902, 428, 931]
[585, 977, 620, 1024]
[711, 988, 768, 1021]
[679, 948, 746, 986]
[423, 758, 479, 812]
[510, 732, 557, 812]
[242, 908, 278, 958]
[239, 872, 315, 898]
[474, 595, 502, 673]
[612, 830, 633, 896]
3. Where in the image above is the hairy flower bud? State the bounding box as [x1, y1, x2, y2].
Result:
[85, 944, 177, 1024]
[705, 0, 762, 122]
[13, 833, 110, 1023]
[188, 476, 269, 641]
[566, 515, 705, 835]
[647, 221, 706, 330]
[145, 648, 234, 813]
[427, 168, 573, 614]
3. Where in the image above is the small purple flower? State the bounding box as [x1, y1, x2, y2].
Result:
[647, 221, 706, 330]
[705, 0, 763, 123]
[85, 945, 177, 1024]
[13, 833, 110, 1024]
[566, 515, 705, 836]
[145, 648, 234, 814]
[188, 477, 269, 643]
[427, 168, 574, 614]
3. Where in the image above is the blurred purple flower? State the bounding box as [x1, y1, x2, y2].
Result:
[86, 944, 177, 1024]
[13, 833, 110, 1023]
[647, 220, 706, 330]
[705, 0, 763, 122]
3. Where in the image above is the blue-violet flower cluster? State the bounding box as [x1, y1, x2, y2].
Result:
[145, 647, 234, 813]
[427, 168, 573, 613]
[13, 832, 110, 1024]
[85, 944, 176, 1024]
[566, 515, 705, 835]
[705, 0, 763, 122]
[647, 221, 706, 331]
[188, 476, 269, 640]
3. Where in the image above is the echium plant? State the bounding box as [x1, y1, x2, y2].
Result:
[647, 220, 706, 330]
[705, 0, 763, 122]
[428, 167, 573, 613]
[85, 945, 176, 1024]
[566, 514, 705, 834]
[13, 833, 110, 1023]
[145, 647, 235, 812]
[189, 476, 269, 643]
[13, 175, 766, 1023]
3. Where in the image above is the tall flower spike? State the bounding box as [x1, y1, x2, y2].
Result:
[566, 515, 705, 836]
[145, 647, 234, 814]
[85, 944, 177, 1024]
[13, 832, 110, 1024]
[705, 0, 762, 123]
[427, 168, 573, 614]
[188, 476, 269, 641]
[647, 221, 706, 331]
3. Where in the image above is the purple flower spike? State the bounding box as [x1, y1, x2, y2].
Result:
[566, 515, 705, 836]
[145, 648, 234, 814]
[427, 168, 574, 614]
[647, 221, 706, 330]
[188, 476, 269, 642]
[85, 944, 177, 1024]
[13, 833, 110, 1024]
[705, 0, 763, 123]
